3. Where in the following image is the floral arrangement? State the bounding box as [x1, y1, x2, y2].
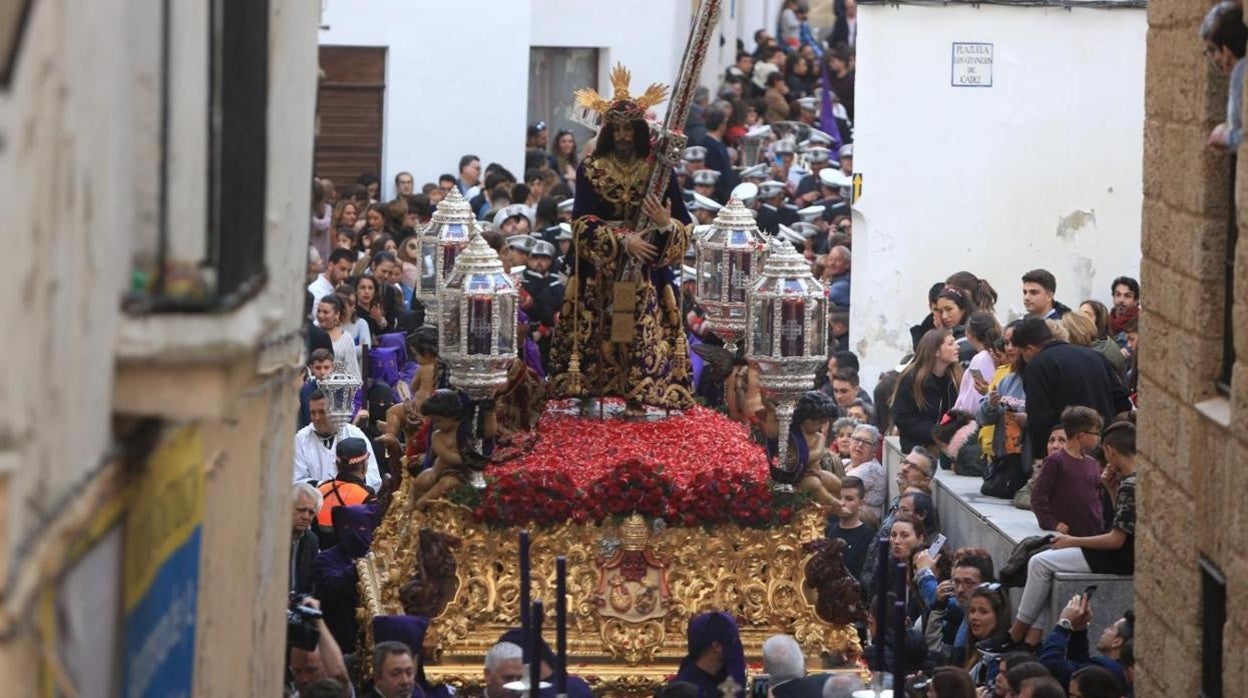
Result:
[453, 406, 813, 529]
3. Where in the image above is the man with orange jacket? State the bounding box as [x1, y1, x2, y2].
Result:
[316, 437, 376, 549]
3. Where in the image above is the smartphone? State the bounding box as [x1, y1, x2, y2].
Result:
[969, 368, 985, 382]
[749, 674, 770, 698]
[927, 533, 947, 558]
[1083, 584, 1099, 602]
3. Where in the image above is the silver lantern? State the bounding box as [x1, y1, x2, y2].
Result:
[693, 196, 770, 352]
[745, 237, 828, 491]
[439, 235, 519, 486]
[319, 364, 363, 438]
[417, 187, 478, 327]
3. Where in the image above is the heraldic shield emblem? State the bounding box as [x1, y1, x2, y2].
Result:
[594, 514, 670, 622]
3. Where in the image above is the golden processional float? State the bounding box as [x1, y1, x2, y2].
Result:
[354, 2, 867, 693]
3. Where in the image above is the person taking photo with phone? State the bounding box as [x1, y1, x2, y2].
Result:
[1036, 592, 1133, 693]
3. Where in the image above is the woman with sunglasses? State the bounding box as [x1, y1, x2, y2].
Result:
[964, 582, 1012, 686]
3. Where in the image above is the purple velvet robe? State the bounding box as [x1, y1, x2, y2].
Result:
[548, 155, 695, 409]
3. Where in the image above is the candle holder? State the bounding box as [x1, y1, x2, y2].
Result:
[417, 187, 479, 327]
[745, 237, 828, 491]
[440, 235, 518, 487]
[693, 196, 770, 353]
[318, 364, 363, 438]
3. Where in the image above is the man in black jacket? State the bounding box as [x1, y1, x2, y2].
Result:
[1012, 318, 1132, 452]
[290, 483, 321, 596]
[697, 107, 739, 203]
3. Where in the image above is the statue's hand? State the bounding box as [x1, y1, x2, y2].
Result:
[624, 233, 658, 263]
[641, 193, 672, 229]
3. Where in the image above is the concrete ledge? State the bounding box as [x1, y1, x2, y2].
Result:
[882, 437, 1134, 625]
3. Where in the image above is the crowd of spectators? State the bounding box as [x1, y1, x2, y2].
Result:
[281, 1, 1175, 696]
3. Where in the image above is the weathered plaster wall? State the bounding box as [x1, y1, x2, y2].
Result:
[851, 3, 1146, 384]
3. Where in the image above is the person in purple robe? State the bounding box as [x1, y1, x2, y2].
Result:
[550, 68, 695, 413]
[497, 628, 596, 698]
[312, 504, 377, 653]
[371, 614, 456, 698]
[673, 611, 747, 698]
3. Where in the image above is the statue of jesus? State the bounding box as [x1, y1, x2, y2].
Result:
[549, 66, 695, 412]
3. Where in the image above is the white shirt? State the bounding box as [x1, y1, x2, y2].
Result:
[307, 274, 335, 317]
[292, 423, 381, 490]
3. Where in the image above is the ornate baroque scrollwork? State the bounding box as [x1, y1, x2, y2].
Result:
[359, 498, 861, 693]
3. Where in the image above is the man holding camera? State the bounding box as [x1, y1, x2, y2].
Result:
[287, 596, 351, 697]
[1036, 592, 1132, 693]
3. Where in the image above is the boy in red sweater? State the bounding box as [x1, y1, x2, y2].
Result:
[1031, 406, 1104, 536]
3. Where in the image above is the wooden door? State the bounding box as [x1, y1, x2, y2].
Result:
[315, 46, 386, 190]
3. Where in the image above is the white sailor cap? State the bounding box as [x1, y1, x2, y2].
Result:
[691, 169, 721, 186]
[555, 222, 573, 241]
[773, 139, 797, 155]
[730, 182, 759, 205]
[505, 234, 537, 252]
[807, 129, 834, 147]
[796, 96, 819, 112]
[494, 203, 533, 227]
[690, 192, 723, 212]
[684, 243, 697, 259]
[792, 222, 820, 238]
[682, 145, 708, 162]
[819, 168, 852, 189]
[803, 146, 832, 164]
[839, 143, 854, 158]
[529, 240, 557, 258]
[681, 264, 698, 279]
[738, 163, 768, 181]
[758, 180, 787, 199]
[557, 198, 575, 213]
[776, 225, 805, 244]
[797, 205, 826, 223]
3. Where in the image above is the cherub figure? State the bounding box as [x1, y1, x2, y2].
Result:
[763, 390, 843, 513]
[406, 389, 495, 509]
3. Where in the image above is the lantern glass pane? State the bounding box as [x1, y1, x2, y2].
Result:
[754, 300, 774, 355]
[467, 296, 494, 355]
[729, 229, 748, 245]
[703, 249, 724, 302]
[727, 250, 751, 302]
[467, 272, 491, 293]
[498, 297, 515, 353]
[445, 223, 468, 241]
[784, 278, 803, 294]
[780, 297, 806, 357]
[420, 244, 438, 292]
[443, 246, 459, 277]
[443, 301, 460, 350]
[811, 298, 827, 353]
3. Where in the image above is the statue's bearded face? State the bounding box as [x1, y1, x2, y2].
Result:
[612, 122, 635, 156]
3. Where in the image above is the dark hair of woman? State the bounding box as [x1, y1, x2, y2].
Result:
[900, 491, 940, 535]
[534, 196, 559, 228]
[965, 310, 1002, 347]
[318, 293, 345, 318]
[550, 129, 579, 170]
[945, 271, 998, 314]
[1080, 299, 1113, 339]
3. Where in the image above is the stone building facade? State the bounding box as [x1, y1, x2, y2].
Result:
[0, 0, 318, 695]
[1136, 0, 1248, 695]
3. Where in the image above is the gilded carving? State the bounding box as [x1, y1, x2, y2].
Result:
[359, 496, 861, 691]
